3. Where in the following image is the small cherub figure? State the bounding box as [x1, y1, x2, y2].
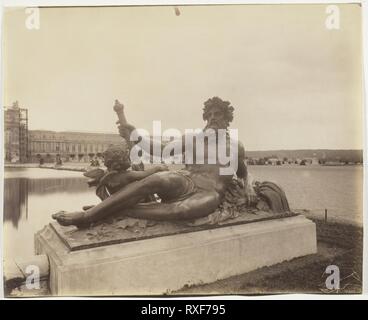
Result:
[53, 142, 168, 225]
[84, 141, 168, 201]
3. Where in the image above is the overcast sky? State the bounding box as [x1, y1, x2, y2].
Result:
[3, 4, 363, 150]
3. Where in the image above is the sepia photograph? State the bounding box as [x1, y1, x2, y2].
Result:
[1, 2, 365, 298]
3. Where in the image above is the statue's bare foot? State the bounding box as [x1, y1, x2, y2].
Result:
[52, 211, 89, 228]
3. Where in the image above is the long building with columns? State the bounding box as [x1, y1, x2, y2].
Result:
[28, 130, 122, 163]
[4, 102, 125, 163]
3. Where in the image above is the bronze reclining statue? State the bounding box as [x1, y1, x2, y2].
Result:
[52, 97, 289, 228]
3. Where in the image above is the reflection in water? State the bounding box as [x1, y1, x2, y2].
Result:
[28, 177, 89, 194]
[3, 168, 100, 259]
[3, 178, 29, 227]
[3, 176, 91, 228]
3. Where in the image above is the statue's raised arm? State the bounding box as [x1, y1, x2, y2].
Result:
[113, 100, 128, 125]
[114, 99, 184, 156]
[113, 100, 136, 143]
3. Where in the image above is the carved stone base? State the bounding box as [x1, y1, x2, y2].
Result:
[34, 214, 317, 296]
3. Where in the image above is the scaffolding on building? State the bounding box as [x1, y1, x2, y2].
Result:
[19, 108, 29, 162]
[4, 102, 29, 163]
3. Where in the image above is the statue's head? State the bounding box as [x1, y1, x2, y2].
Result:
[102, 141, 131, 172]
[203, 97, 234, 130]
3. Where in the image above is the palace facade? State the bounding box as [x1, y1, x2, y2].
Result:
[3, 102, 131, 164]
[28, 130, 122, 163]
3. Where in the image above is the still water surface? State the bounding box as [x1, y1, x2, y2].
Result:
[4, 168, 99, 259]
[3, 166, 363, 259]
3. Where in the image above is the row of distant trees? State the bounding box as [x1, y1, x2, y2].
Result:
[319, 158, 362, 165]
[246, 157, 287, 166]
[246, 156, 362, 166]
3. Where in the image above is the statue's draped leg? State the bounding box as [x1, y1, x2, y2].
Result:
[80, 172, 220, 223]
[121, 191, 221, 221]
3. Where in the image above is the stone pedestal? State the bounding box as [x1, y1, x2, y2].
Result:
[35, 213, 317, 296]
